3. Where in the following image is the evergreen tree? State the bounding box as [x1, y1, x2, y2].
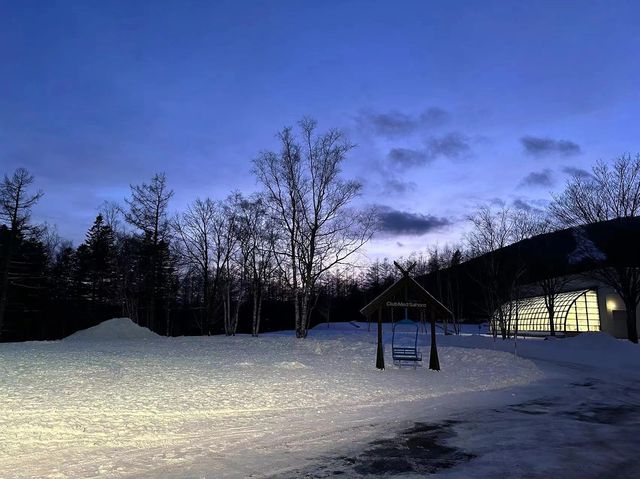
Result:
[76, 215, 118, 308]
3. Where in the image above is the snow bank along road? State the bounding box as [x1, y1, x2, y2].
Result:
[0, 319, 544, 478]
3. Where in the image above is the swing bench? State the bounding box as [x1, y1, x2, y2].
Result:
[391, 319, 422, 366]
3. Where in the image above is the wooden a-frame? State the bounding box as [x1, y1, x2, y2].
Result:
[359, 262, 452, 371]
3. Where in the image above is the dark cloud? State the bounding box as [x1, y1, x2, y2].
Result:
[427, 133, 471, 159]
[419, 107, 450, 127]
[376, 206, 452, 236]
[512, 198, 546, 214]
[382, 176, 416, 194]
[520, 169, 554, 187]
[521, 136, 581, 157]
[386, 132, 472, 169]
[513, 199, 533, 211]
[362, 110, 415, 137]
[356, 107, 450, 138]
[562, 166, 593, 178]
[388, 148, 432, 168]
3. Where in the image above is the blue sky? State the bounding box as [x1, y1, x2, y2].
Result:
[2, 0, 639, 258]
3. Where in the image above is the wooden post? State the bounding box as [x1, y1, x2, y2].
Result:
[429, 309, 440, 371]
[376, 308, 385, 370]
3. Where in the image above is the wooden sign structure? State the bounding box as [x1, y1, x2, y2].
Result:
[359, 261, 453, 371]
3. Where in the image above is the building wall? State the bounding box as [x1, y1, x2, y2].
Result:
[596, 287, 640, 339]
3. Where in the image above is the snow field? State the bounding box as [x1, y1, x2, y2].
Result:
[0, 319, 544, 478]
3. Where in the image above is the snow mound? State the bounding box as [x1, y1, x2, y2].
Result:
[543, 332, 640, 371]
[563, 331, 620, 346]
[64, 318, 159, 341]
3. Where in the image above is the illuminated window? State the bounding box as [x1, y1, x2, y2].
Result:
[493, 289, 600, 334]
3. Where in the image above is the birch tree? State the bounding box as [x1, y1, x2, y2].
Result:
[173, 198, 217, 334]
[254, 118, 374, 338]
[235, 194, 277, 336]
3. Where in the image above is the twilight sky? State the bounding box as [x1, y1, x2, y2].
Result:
[2, 0, 639, 259]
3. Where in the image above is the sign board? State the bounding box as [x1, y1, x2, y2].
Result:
[386, 301, 428, 308]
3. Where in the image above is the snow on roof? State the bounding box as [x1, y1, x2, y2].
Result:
[64, 317, 160, 341]
[568, 227, 606, 264]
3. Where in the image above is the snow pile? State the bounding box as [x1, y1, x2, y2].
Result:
[430, 329, 640, 374]
[537, 332, 640, 371]
[64, 317, 160, 341]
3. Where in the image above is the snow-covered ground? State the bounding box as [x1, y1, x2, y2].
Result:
[0, 319, 638, 478]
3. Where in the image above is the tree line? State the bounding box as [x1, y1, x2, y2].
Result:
[1, 123, 639, 343]
[0, 120, 374, 341]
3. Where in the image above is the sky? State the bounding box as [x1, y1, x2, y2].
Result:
[2, 0, 639, 259]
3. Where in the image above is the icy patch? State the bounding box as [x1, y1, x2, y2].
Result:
[64, 317, 160, 341]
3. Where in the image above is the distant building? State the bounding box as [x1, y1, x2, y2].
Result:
[493, 277, 628, 338]
[419, 217, 640, 339]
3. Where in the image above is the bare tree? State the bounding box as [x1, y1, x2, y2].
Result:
[550, 154, 640, 227]
[175, 196, 239, 335]
[173, 198, 217, 334]
[0, 168, 43, 336]
[511, 209, 552, 241]
[235, 193, 277, 336]
[529, 217, 570, 336]
[465, 206, 528, 339]
[254, 118, 374, 338]
[98, 200, 124, 234]
[537, 276, 571, 336]
[466, 206, 515, 256]
[124, 173, 173, 244]
[40, 222, 63, 263]
[216, 195, 241, 336]
[593, 266, 640, 343]
[124, 173, 174, 330]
